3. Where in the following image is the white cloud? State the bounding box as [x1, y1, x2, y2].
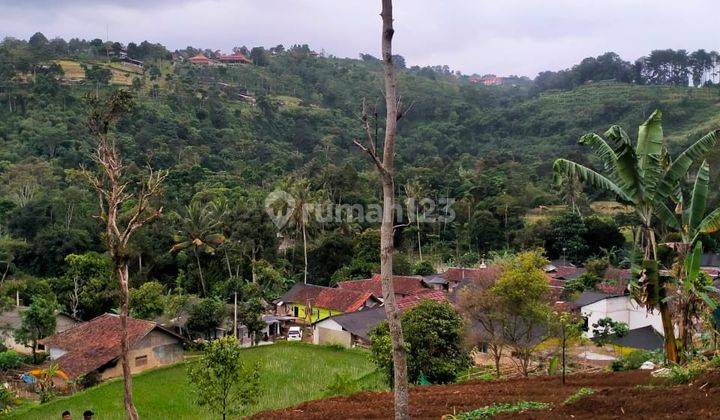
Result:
[0, 0, 717, 76]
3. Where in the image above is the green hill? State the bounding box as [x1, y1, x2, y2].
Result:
[1, 37, 720, 290]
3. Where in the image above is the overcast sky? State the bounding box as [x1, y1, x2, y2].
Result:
[0, 0, 717, 77]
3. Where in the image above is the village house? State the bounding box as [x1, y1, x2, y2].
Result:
[188, 53, 211, 65]
[40, 314, 185, 381]
[336, 274, 428, 301]
[217, 52, 251, 64]
[275, 283, 381, 324]
[468, 74, 504, 86]
[572, 290, 664, 340]
[312, 290, 447, 347]
[0, 306, 79, 355]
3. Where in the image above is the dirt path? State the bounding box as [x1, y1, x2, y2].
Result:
[250, 371, 666, 419]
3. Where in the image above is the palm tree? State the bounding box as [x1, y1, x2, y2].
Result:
[170, 201, 226, 296]
[270, 178, 317, 284]
[554, 109, 719, 363]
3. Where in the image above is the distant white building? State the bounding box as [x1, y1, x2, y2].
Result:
[574, 291, 664, 338]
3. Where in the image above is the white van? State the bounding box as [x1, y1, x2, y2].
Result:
[287, 326, 303, 341]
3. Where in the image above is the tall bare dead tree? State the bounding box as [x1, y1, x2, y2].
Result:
[353, 1, 409, 418]
[83, 89, 167, 420]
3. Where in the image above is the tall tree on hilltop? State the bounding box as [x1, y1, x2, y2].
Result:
[554, 110, 720, 363]
[353, 1, 409, 417]
[83, 89, 167, 419]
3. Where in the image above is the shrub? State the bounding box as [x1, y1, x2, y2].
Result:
[611, 350, 659, 371]
[413, 260, 435, 276]
[370, 300, 470, 385]
[449, 401, 551, 419]
[0, 351, 22, 371]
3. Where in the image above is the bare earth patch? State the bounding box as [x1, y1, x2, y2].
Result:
[250, 371, 684, 419]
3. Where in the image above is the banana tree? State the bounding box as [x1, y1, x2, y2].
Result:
[660, 160, 720, 354]
[554, 109, 720, 362]
[671, 241, 719, 355]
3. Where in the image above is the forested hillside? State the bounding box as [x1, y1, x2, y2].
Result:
[1, 34, 720, 318]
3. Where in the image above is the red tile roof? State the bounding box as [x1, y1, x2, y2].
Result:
[39, 314, 181, 379]
[596, 282, 628, 295]
[336, 274, 427, 297]
[188, 53, 210, 63]
[279, 284, 378, 313]
[605, 267, 631, 281]
[217, 53, 250, 63]
[441, 267, 503, 285]
[396, 290, 447, 311]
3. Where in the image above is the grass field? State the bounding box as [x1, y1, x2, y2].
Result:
[9, 342, 385, 420]
[55, 59, 142, 86]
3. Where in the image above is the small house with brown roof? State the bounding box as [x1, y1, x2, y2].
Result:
[336, 274, 427, 301]
[40, 314, 184, 381]
[275, 283, 380, 324]
[312, 290, 448, 348]
[0, 306, 78, 355]
[188, 53, 211, 65]
[217, 53, 250, 64]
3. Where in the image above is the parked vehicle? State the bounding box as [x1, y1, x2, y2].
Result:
[287, 326, 303, 341]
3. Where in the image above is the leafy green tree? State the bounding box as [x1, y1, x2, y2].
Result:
[412, 260, 435, 276]
[171, 201, 226, 296]
[130, 281, 166, 320]
[554, 110, 720, 362]
[60, 252, 114, 319]
[591, 317, 629, 347]
[0, 233, 27, 285]
[550, 212, 588, 263]
[547, 311, 583, 384]
[249, 47, 269, 66]
[370, 300, 469, 385]
[457, 275, 506, 378]
[187, 298, 225, 340]
[491, 250, 552, 376]
[14, 297, 57, 363]
[187, 336, 261, 420]
[81, 64, 111, 86]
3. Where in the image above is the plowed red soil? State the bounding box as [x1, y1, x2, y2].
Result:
[251, 370, 720, 419]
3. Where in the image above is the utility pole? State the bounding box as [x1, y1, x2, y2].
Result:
[233, 292, 238, 339]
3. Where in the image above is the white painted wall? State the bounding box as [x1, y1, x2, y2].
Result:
[581, 295, 664, 338]
[48, 346, 67, 360]
[312, 319, 344, 345]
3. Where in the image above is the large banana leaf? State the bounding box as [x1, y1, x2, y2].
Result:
[603, 126, 642, 202]
[579, 133, 618, 174]
[636, 110, 664, 196]
[656, 130, 720, 198]
[636, 110, 664, 162]
[553, 159, 631, 202]
[652, 200, 680, 231]
[685, 241, 702, 283]
[697, 207, 720, 235]
[688, 161, 709, 232]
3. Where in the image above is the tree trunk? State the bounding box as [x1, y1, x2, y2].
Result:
[194, 247, 207, 296]
[302, 221, 308, 284]
[416, 207, 422, 261]
[379, 2, 409, 418]
[646, 225, 679, 363]
[117, 262, 139, 420]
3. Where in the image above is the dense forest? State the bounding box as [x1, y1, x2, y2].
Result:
[2, 32, 720, 321]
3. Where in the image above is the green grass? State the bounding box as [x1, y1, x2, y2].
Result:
[9, 342, 385, 419]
